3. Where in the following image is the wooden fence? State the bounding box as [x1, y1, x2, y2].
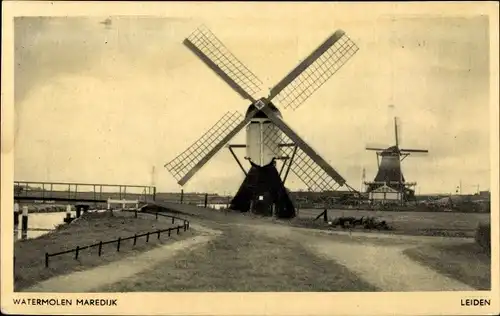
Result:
[44, 211, 190, 268]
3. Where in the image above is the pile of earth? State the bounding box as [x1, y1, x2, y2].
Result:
[328, 216, 391, 230]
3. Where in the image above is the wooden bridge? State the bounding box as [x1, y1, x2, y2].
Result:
[14, 181, 156, 204]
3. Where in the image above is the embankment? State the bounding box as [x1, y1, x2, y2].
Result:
[14, 210, 193, 291]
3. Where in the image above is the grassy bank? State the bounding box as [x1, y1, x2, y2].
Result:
[14, 211, 192, 291]
[98, 226, 377, 292]
[403, 242, 491, 290]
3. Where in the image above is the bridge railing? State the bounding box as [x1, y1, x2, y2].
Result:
[14, 181, 156, 203]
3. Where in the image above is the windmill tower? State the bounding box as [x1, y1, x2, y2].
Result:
[364, 116, 429, 205]
[164, 25, 359, 218]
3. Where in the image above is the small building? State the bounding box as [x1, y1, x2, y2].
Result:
[368, 183, 402, 204]
[479, 191, 491, 199]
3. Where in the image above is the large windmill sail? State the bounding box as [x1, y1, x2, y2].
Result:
[165, 25, 358, 188]
[164, 25, 359, 217]
[183, 26, 263, 102]
[268, 30, 358, 110]
[262, 123, 343, 192]
[165, 112, 244, 184]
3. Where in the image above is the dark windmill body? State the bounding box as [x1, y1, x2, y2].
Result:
[364, 117, 429, 205]
[165, 26, 359, 218]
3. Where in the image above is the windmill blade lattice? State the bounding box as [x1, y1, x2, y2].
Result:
[263, 124, 343, 192]
[165, 111, 243, 182]
[270, 32, 359, 110]
[185, 25, 263, 101]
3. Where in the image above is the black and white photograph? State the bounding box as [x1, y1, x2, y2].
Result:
[1, 1, 499, 315]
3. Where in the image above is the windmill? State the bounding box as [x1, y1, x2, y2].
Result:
[164, 25, 359, 218]
[364, 116, 429, 205]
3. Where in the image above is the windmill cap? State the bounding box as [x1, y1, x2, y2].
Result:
[245, 102, 281, 119]
[380, 146, 400, 155]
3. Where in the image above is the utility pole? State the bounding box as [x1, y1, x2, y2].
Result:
[471, 184, 480, 195]
[456, 180, 462, 195]
[151, 166, 156, 187]
[361, 167, 366, 192]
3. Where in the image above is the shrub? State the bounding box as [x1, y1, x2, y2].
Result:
[475, 222, 491, 255]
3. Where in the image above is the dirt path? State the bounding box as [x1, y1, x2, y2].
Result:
[309, 241, 474, 291]
[249, 223, 475, 291]
[96, 223, 377, 292]
[23, 224, 221, 292]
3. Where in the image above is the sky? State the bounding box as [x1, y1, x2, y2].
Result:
[13, 5, 492, 195]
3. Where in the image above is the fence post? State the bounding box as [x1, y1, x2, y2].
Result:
[204, 193, 208, 208]
[45, 253, 49, 268]
[14, 203, 19, 227]
[135, 210, 138, 218]
[117, 238, 121, 252]
[21, 206, 29, 240]
[171, 217, 174, 224]
[157, 230, 160, 239]
[180, 189, 184, 204]
[168, 228, 171, 237]
[133, 234, 137, 246]
[187, 221, 190, 230]
[146, 232, 150, 242]
[98, 241, 103, 256]
[75, 246, 80, 260]
[177, 226, 180, 235]
[66, 204, 72, 222]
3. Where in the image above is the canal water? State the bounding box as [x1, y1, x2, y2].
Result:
[13, 209, 110, 240]
[196, 203, 228, 210]
[14, 203, 227, 240]
[14, 211, 77, 240]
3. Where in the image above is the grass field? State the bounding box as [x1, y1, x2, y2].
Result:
[14, 211, 192, 291]
[403, 242, 491, 290]
[295, 208, 490, 238]
[98, 225, 377, 292]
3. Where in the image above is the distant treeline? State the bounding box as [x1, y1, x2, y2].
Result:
[156, 191, 490, 213]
